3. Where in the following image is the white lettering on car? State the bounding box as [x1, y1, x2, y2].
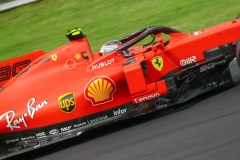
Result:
[5, 138, 20, 144]
[200, 62, 215, 72]
[36, 132, 46, 138]
[21, 136, 35, 141]
[0, 98, 48, 131]
[49, 129, 59, 135]
[113, 108, 127, 116]
[74, 122, 87, 128]
[87, 115, 108, 124]
[180, 56, 196, 66]
[92, 58, 114, 70]
[134, 93, 160, 104]
[60, 126, 72, 132]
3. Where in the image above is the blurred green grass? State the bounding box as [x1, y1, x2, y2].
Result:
[0, 0, 239, 61]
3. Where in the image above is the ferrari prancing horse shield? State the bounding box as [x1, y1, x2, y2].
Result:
[152, 56, 163, 71]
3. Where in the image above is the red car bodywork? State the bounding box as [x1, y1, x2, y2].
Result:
[1, 16, 240, 158]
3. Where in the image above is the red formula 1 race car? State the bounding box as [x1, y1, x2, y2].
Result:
[1, 14, 240, 158]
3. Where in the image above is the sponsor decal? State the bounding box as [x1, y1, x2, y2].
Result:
[75, 53, 81, 60]
[23, 142, 38, 148]
[152, 56, 163, 71]
[36, 132, 46, 138]
[38, 139, 48, 144]
[8, 146, 22, 152]
[84, 76, 116, 106]
[12, 60, 31, 77]
[0, 66, 11, 81]
[87, 115, 108, 124]
[0, 57, 50, 83]
[58, 92, 76, 113]
[49, 129, 59, 135]
[180, 56, 196, 66]
[21, 136, 35, 141]
[74, 122, 87, 128]
[0, 98, 48, 131]
[60, 126, 72, 132]
[51, 54, 57, 61]
[200, 62, 215, 72]
[65, 59, 76, 69]
[5, 138, 20, 144]
[0, 60, 31, 82]
[134, 93, 160, 104]
[113, 108, 127, 116]
[92, 58, 114, 70]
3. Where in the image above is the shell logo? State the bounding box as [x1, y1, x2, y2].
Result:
[84, 76, 116, 106]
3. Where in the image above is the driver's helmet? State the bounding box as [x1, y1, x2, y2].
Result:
[100, 40, 122, 55]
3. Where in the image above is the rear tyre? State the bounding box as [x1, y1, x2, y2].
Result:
[236, 40, 240, 68]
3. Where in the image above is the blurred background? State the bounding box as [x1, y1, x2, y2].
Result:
[0, 0, 239, 61]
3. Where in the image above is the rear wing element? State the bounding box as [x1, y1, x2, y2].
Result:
[0, 50, 46, 88]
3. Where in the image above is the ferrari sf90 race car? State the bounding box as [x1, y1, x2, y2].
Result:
[1, 14, 240, 159]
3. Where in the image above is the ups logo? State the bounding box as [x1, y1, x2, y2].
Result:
[58, 92, 76, 113]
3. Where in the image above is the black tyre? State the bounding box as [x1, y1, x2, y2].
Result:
[236, 40, 240, 68]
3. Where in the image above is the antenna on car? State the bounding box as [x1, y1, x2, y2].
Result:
[190, 28, 192, 35]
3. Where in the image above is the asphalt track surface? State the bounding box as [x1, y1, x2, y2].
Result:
[6, 59, 240, 160]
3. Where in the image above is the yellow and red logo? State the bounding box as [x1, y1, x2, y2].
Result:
[51, 54, 57, 61]
[152, 56, 163, 71]
[58, 92, 76, 113]
[84, 76, 116, 106]
[75, 53, 81, 60]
